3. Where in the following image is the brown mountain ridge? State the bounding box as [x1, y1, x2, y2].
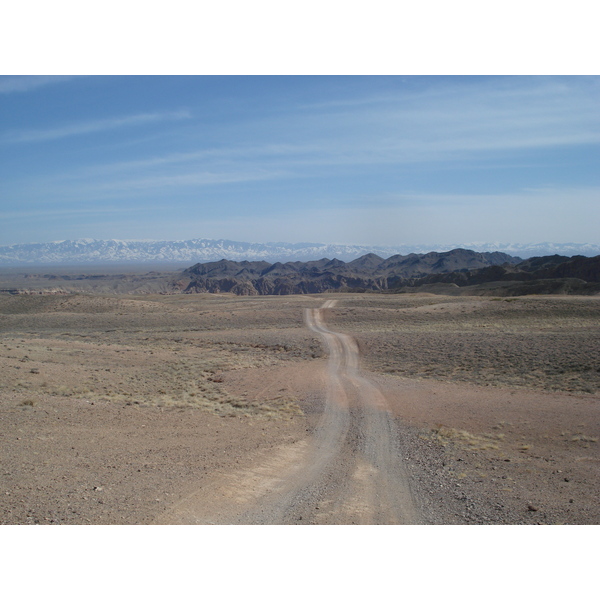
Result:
[181, 249, 524, 295]
[181, 250, 600, 296]
[403, 254, 600, 296]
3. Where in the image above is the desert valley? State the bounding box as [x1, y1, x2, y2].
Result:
[1, 252, 598, 525]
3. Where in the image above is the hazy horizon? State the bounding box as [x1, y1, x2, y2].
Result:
[2, 235, 600, 250]
[2, 237, 599, 268]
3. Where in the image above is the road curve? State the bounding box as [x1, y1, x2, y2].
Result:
[232, 299, 421, 524]
[300, 299, 420, 524]
[156, 299, 421, 525]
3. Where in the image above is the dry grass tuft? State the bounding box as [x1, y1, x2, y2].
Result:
[430, 425, 504, 451]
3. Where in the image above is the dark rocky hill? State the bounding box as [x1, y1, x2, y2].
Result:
[401, 254, 600, 296]
[181, 249, 521, 295]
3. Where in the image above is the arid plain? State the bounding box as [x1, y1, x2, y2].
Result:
[0, 289, 598, 524]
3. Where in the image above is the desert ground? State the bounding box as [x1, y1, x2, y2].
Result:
[0, 290, 598, 524]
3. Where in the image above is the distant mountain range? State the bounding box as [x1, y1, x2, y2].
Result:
[3, 249, 599, 297]
[180, 251, 600, 296]
[406, 254, 600, 296]
[181, 249, 522, 295]
[1, 238, 599, 266]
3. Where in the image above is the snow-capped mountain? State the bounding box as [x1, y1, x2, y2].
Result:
[0, 238, 598, 266]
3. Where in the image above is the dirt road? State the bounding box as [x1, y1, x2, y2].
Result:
[158, 300, 421, 524]
[3, 292, 598, 525]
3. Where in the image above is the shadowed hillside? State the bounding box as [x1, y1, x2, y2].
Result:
[399, 255, 600, 296]
[182, 249, 521, 295]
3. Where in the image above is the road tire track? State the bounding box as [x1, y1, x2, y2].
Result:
[157, 299, 421, 524]
[233, 299, 421, 524]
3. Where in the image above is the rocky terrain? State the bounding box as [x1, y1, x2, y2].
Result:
[180, 251, 600, 296]
[405, 254, 600, 295]
[181, 249, 521, 295]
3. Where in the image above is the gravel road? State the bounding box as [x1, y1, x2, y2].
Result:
[160, 300, 421, 524]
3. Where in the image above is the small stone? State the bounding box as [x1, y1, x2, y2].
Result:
[527, 504, 539, 512]
[564, 477, 570, 482]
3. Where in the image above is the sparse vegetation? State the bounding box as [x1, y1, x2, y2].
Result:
[0, 293, 318, 419]
[328, 295, 600, 394]
[430, 425, 504, 451]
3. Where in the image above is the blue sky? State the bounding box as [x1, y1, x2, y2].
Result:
[1, 75, 599, 247]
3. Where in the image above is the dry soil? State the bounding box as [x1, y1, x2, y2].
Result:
[0, 292, 598, 524]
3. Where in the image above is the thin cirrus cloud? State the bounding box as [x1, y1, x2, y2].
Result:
[12, 165, 288, 204]
[87, 168, 287, 194]
[2, 109, 191, 144]
[0, 75, 73, 95]
[0, 205, 140, 221]
[286, 77, 600, 157]
[24, 77, 599, 192]
[50, 144, 319, 185]
[52, 112, 597, 189]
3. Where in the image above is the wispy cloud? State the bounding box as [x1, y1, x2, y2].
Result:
[24, 77, 599, 192]
[0, 205, 140, 221]
[52, 143, 318, 181]
[2, 110, 191, 144]
[258, 76, 600, 163]
[0, 75, 73, 95]
[86, 168, 286, 194]
[7, 164, 287, 204]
